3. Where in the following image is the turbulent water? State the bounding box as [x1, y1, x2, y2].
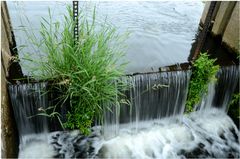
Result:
[6, 2, 239, 158]
[7, 1, 204, 74]
[18, 109, 239, 158]
[8, 65, 239, 158]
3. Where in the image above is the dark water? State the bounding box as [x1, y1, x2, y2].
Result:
[7, 1, 204, 74]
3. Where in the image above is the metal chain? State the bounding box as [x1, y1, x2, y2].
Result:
[73, 1, 79, 43]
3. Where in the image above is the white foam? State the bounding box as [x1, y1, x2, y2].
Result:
[18, 108, 239, 158]
[19, 140, 55, 159]
[98, 108, 239, 158]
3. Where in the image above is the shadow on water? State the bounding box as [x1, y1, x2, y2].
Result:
[201, 33, 238, 66]
[189, 24, 239, 66]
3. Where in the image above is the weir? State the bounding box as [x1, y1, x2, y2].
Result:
[8, 82, 48, 139]
[103, 70, 191, 138]
[198, 65, 239, 111]
[2, 1, 239, 158]
[8, 65, 240, 158]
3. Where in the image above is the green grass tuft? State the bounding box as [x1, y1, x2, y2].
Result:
[185, 53, 219, 113]
[22, 5, 129, 134]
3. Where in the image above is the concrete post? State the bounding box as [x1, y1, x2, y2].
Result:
[199, 1, 239, 55]
[1, 1, 19, 157]
[222, 2, 240, 54]
[212, 1, 236, 36]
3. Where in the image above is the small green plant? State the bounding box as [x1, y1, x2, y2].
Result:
[228, 93, 240, 119]
[230, 93, 240, 107]
[185, 53, 219, 113]
[21, 6, 129, 134]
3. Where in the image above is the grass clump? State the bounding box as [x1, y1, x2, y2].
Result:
[228, 93, 240, 118]
[228, 92, 240, 128]
[22, 6, 129, 134]
[185, 53, 219, 113]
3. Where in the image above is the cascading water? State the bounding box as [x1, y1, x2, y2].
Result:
[125, 70, 191, 120]
[98, 109, 239, 159]
[18, 109, 239, 158]
[214, 65, 239, 111]
[8, 66, 239, 158]
[198, 65, 239, 111]
[103, 70, 191, 138]
[8, 82, 48, 142]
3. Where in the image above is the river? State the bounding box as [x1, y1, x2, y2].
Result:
[7, 1, 204, 74]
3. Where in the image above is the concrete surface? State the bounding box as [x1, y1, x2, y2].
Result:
[212, 1, 236, 36]
[1, 1, 19, 158]
[201, 1, 239, 54]
[222, 3, 240, 54]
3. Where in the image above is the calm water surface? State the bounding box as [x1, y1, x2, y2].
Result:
[8, 1, 204, 74]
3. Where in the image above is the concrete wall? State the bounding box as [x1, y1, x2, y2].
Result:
[201, 1, 239, 54]
[212, 2, 236, 36]
[200, 2, 211, 25]
[222, 3, 240, 53]
[1, 2, 18, 158]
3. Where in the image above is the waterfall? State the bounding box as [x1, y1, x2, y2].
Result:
[198, 65, 239, 111]
[8, 82, 49, 142]
[125, 70, 191, 120]
[103, 65, 239, 139]
[8, 65, 239, 158]
[214, 65, 239, 111]
[103, 70, 191, 138]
